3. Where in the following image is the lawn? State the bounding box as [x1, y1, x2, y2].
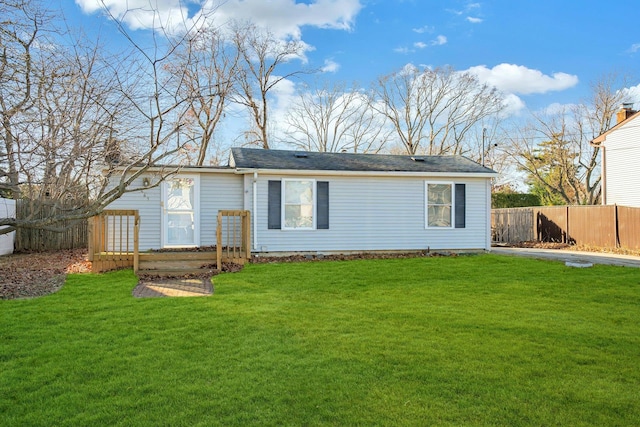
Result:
[1, 254, 639, 426]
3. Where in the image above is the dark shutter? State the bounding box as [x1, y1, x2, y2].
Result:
[268, 180, 281, 229]
[317, 181, 329, 229]
[455, 183, 466, 228]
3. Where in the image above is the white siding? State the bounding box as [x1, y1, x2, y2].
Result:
[107, 173, 243, 250]
[250, 174, 491, 253]
[602, 118, 640, 207]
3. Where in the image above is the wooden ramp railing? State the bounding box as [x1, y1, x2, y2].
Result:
[217, 210, 251, 271]
[88, 210, 140, 273]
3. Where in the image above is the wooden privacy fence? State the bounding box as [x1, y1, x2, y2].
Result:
[492, 205, 640, 249]
[14, 199, 88, 251]
[491, 207, 534, 243]
[88, 210, 140, 273]
[216, 210, 251, 269]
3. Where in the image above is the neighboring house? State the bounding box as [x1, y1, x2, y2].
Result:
[107, 147, 497, 254]
[592, 104, 640, 207]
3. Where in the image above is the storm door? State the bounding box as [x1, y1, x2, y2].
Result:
[162, 175, 199, 247]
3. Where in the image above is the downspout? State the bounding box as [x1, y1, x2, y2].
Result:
[486, 178, 492, 251]
[253, 172, 258, 251]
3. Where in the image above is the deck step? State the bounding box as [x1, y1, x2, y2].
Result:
[139, 259, 216, 271]
[137, 268, 216, 277]
[139, 252, 216, 262]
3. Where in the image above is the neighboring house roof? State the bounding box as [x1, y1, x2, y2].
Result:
[230, 147, 496, 175]
[591, 110, 640, 145]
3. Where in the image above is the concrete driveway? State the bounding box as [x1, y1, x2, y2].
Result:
[491, 247, 640, 268]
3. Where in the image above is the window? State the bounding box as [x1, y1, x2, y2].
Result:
[283, 179, 315, 229]
[268, 180, 329, 230]
[425, 182, 466, 229]
[426, 182, 453, 228]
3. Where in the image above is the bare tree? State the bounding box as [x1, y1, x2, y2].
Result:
[504, 73, 634, 205]
[282, 80, 392, 153]
[371, 65, 504, 155]
[231, 22, 310, 149]
[0, 0, 210, 234]
[0, 0, 43, 199]
[166, 26, 239, 165]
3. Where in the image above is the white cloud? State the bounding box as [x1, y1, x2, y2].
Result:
[447, 2, 481, 16]
[321, 59, 340, 73]
[76, 0, 363, 39]
[398, 35, 446, 54]
[500, 93, 526, 116]
[270, 76, 297, 109]
[466, 63, 579, 95]
[538, 102, 576, 116]
[627, 43, 640, 54]
[466, 16, 483, 24]
[412, 25, 434, 34]
[75, 0, 191, 31]
[431, 35, 447, 46]
[621, 83, 640, 104]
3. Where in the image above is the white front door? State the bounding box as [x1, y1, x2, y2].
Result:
[162, 175, 199, 247]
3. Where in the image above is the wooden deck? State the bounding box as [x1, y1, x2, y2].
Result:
[88, 209, 251, 275]
[91, 250, 250, 276]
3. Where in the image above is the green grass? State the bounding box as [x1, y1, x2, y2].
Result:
[1, 254, 639, 426]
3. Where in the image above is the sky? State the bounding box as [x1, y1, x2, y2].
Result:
[64, 0, 640, 116]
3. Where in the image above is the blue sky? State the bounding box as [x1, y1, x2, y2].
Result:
[66, 0, 640, 116]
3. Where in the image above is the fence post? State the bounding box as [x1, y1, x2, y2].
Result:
[565, 206, 570, 244]
[87, 217, 95, 262]
[133, 213, 140, 273]
[614, 204, 620, 248]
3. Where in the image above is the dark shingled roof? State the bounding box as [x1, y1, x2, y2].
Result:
[230, 147, 495, 174]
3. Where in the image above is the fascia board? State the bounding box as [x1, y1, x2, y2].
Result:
[234, 168, 498, 179]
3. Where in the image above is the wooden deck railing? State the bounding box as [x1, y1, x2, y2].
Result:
[88, 210, 140, 273]
[88, 208, 251, 274]
[216, 210, 251, 271]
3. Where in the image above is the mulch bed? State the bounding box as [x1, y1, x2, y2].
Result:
[0, 248, 91, 300]
[251, 250, 457, 264]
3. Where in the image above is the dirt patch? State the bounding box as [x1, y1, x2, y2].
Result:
[0, 248, 91, 300]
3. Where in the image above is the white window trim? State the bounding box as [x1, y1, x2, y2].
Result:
[281, 178, 317, 231]
[425, 181, 455, 229]
[161, 174, 200, 248]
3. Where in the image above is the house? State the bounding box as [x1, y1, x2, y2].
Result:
[106, 147, 497, 255]
[591, 103, 640, 207]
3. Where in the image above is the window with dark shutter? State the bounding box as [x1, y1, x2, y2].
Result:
[268, 180, 281, 229]
[455, 183, 466, 228]
[317, 181, 329, 229]
[268, 179, 329, 230]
